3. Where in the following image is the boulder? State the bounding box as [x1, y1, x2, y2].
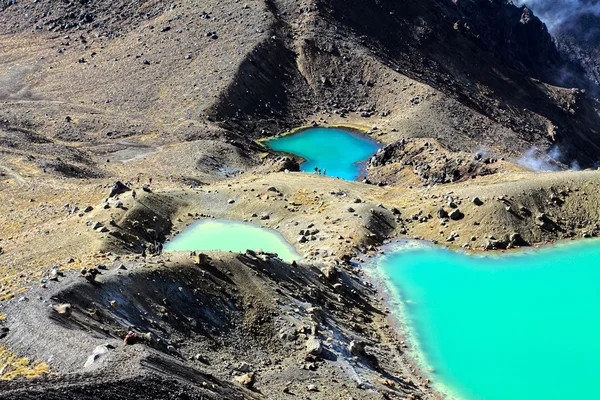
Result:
[320, 265, 338, 281]
[437, 208, 448, 219]
[348, 340, 365, 356]
[472, 197, 483, 206]
[509, 232, 529, 246]
[194, 253, 210, 266]
[108, 181, 129, 198]
[53, 303, 72, 316]
[484, 239, 508, 250]
[234, 372, 255, 387]
[237, 362, 252, 373]
[449, 209, 464, 220]
[83, 345, 110, 369]
[306, 337, 322, 356]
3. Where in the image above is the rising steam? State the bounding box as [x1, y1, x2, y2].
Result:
[516, 146, 582, 171]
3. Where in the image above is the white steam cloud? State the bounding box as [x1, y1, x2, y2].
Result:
[516, 146, 581, 171]
[512, 0, 600, 31]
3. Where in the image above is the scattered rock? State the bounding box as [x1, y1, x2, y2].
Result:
[509, 232, 529, 246]
[449, 209, 464, 220]
[320, 265, 338, 281]
[234, 372, 255, 387]
[83, 345, 110, 368]
[306, 338, 322, 357]
[237, 362, 252, 373]
[437, 208, 449, 219]
[108, 181, 129, 198]
[348, 340, 365, 356]
[53, 303, 72, 316]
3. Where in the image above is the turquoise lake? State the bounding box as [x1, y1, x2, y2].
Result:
[374, 240, 600, 400]
[164, 219, 300, 262]
[265, 127, 380, 180]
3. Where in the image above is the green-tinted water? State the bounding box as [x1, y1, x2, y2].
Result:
[375, 240, 600, 400]
[265, 127, 380, 180]
[164, 220, 300, 262]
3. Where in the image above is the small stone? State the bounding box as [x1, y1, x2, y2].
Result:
[237, 362, 252, 372]
[234, 372, 255, 387]
[348, 340, 365, 356]
[54, 303, 72, 315]
[83, 345, 110, 368]
[320, 265, 338, 281]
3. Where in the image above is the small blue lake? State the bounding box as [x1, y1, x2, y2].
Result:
[164, 220, 301, 262]
[265, 127, 380, 180]
[374, 239, 600, 400]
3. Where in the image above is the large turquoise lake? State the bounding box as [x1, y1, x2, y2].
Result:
[265, 127, 380, 180]
[164, 220, 300, 262]
[375, 240, 600, 400]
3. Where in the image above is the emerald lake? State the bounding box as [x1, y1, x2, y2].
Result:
[164, 220, 300, 262]
[265, 127, 380, 180]
[374, 239, 600, 400]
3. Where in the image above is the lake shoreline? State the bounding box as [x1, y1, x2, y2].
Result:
[263, 126, 381, 180]
[364, 237, 600, 400]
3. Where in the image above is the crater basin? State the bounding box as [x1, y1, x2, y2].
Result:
[265, 127, 380, 180]
[164, 219, 301, 262]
